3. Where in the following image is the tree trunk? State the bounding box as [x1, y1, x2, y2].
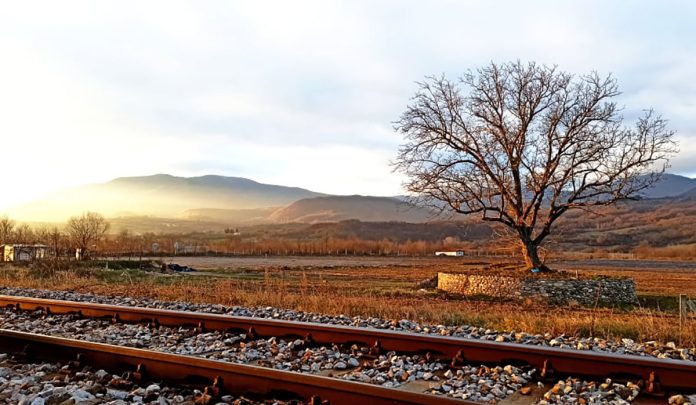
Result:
[520, 241, 548, 271]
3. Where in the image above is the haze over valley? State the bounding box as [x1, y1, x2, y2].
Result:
[5, 173, 696, 252]
[4, 174, 434, 225]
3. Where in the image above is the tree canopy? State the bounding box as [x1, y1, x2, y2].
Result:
[67, 212, 110, 260]
[394, 61, 677, 270]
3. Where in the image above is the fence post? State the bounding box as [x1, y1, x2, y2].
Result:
[679, 294, 686, 344]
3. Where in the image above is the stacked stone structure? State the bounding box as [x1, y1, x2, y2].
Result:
[437, 272, 637, 306]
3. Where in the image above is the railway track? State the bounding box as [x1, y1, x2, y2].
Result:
[0, 294, 695, 403]
[0, 328, 463, 404]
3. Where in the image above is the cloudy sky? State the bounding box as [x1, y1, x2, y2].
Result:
[1, 1, 695, 209]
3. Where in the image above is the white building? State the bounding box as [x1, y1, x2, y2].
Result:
[435, 250, 465, 257]
[1, 244, 51, 262]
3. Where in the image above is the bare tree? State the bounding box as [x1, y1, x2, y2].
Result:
[0, 216, 15, 244]
[67, 212, 110, 260]
[394, 61, 676, 270]
[116, 229, 133, 258]
[36, 225, 64, 257]
[13, 223, 34, 244]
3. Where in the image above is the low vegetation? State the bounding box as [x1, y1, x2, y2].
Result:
[1, 259, 693, 347]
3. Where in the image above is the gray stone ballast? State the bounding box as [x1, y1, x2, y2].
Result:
[437, 272, 637, 306]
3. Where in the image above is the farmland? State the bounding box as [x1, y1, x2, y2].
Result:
[2, 255, 695, 346]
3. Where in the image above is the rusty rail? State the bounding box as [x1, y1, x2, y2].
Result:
[0, 329, 465, 405]
[1, 295, 695, 392]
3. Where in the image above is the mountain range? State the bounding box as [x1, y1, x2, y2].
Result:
[5, 172, 696, 227]
[5, 174, 434, 224]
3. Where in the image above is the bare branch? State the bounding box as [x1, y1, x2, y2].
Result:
[394, 61, 677, 270]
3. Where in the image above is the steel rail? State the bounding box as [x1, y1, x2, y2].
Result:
[1, 295, 695, 392]
[0, 329, 466, 405]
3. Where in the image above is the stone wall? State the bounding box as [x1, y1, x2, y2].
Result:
[437, 272, 637, 306]
[520, 277, 638, 306]
[437, 273, 522, 298]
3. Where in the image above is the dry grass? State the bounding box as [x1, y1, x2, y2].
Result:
[0, 263, 694, 348]
[634, 243, 696, 260]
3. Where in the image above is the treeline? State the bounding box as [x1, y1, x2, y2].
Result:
[1, 214, 507, 258]
[0, 216, 64, 253]
[97, 232, 508, 257]
[0, 212, 109, 259]
[6, 196, 696, 260]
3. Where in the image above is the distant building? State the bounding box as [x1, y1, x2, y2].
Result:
[173, 242, 205, 255]
[1, 244, 51, 262]
[435, 250, 465, 257]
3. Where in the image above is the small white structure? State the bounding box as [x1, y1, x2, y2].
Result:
[2, 244, 51, 262]
[435, 250, 465, 257]
[174, 242, 204, 255]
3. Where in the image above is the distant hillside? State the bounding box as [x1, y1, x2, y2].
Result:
[254, 197, 696, 252]
[7, 174, 322, 221]
[678, 186, 696, 200]
[6, 172, 695, 224]
[180, 207, 277, 224]
[268, 195, 438, 223]
[638, 173, 696, 198]
[108, 216, 231, 234]
[299, 220, 492, 243]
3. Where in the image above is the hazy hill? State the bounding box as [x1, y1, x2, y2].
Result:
[7, 174, 322, 221]
[254, 197, 696, 253]
[267, 195, 437, 223]
[6, 172, 695, 225]
[677, 185, 696, 200]
[180, 207, 278, 224]
[302, 220, 492, 243]
[639, 173, 696, 198]
[108, 216, 231, 234]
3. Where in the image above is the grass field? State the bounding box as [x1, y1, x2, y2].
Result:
[1, 256, 694, 346]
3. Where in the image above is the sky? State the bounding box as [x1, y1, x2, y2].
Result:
[1, 1, 695, 210]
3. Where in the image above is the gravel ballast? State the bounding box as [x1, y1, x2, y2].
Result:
[0, 353, 280, 404]
[0, 307, 536, 403]
[1, 287, 696, 404]
[0, 287, 692, 362]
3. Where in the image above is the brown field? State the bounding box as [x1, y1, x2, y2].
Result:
[553, 260, 696, 297]
[161, 256, 696, 298]
[1, 256, 695, 347]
